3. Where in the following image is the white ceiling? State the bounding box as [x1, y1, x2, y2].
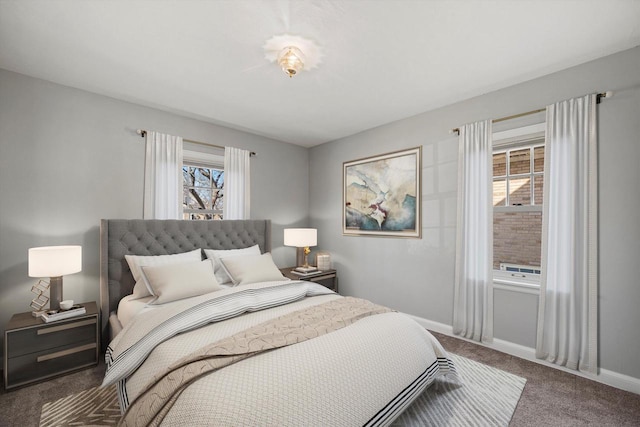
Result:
[1, 1, 639, 147]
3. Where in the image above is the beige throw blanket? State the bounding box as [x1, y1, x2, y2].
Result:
[120, 297, 391, 427]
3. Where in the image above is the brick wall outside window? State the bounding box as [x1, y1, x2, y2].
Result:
[493, 211, 542, 269]
[492, 143, 544, 270]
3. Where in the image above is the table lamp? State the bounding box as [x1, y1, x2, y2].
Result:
[28, 245, 82, 311]
[284, 228, 317, 273]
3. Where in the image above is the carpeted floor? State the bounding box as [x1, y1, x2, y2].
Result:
[0, 361, 106, 427]
[1, 330, 639, 426]
[430, 331, 640, 426]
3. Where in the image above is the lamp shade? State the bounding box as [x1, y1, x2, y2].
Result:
[28, 245, 82, 278]
[284, 228, 317, 247]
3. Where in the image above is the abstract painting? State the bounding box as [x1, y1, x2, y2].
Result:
[343, 147, 421, 237]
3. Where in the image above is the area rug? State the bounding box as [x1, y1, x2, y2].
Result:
[39, 384, 119, 426]
[393, 354, 526, 426]
[40, 354, 525, 426]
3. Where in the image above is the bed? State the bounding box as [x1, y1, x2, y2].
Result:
[100, 219, 456, 426]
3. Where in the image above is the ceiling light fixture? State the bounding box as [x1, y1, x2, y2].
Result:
[278, 46, 305, 78]
[264, 34, 322, 79]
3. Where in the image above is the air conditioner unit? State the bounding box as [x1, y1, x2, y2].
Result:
[499, 263, 541, 275]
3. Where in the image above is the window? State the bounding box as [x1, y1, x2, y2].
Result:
[492, 124, 545, 288]
[492, 145, 544, 208]
[182, 150, 224, 220]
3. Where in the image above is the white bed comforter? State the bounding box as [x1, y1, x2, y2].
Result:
[104, 281, 455, 426]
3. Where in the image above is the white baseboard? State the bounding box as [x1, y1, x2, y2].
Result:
[405, 313, 640, 395]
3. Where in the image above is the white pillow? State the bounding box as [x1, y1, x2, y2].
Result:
[125, 249, 202, 299]
[203, 245, 261, 285]
[219, 252, 285, 286]
[142, 260, 222, 305]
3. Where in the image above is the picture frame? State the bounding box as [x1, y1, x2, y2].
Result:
[343, 146, 421, 238]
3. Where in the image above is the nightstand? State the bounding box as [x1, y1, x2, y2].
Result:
[280, 267, 338, 293]
[3, 301, 99, 390]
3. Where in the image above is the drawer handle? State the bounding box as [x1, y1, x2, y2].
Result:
[36, 343, 97, 362]
[37, 318, 96, 335]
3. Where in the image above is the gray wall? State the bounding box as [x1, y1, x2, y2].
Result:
[0, 69, 309, 357]
[309, 46, 640, 379]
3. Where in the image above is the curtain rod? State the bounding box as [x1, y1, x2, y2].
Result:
[450, 91, 612, 135]
[136, 129, 256, 156]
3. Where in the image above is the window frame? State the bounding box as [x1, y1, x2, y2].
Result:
[492, 123, 545, 290]
[182, 149, 225, 220]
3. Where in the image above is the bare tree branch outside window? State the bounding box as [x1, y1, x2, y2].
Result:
[182, 165, 224, 220]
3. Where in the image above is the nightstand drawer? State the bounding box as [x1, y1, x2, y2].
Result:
[7, 341, 97, 387]
[311, 276, 336, 291]
[6, 317, 97, 358]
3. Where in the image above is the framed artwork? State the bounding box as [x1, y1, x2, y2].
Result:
[343, 146, 421, 238]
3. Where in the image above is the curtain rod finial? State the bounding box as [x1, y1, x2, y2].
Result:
[136, 129, 147, 138]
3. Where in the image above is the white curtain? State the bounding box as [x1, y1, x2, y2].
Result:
[536, 94, 598, 374]
[223, 147, 250, 220]
[143, 131, 183, 219]
[453, 120, 494, 343]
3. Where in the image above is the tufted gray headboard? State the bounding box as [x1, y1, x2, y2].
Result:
[99, 219, 271, 349]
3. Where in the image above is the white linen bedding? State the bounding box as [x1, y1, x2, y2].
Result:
[105, 280, 456, 426]
[116, 295, 153, 327]
[116, 285, 234, 327]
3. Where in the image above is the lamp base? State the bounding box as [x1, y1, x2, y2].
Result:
[49, 276, 63, 311]
[295, 247, 304, 268]
[294, 247, 317, 272]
